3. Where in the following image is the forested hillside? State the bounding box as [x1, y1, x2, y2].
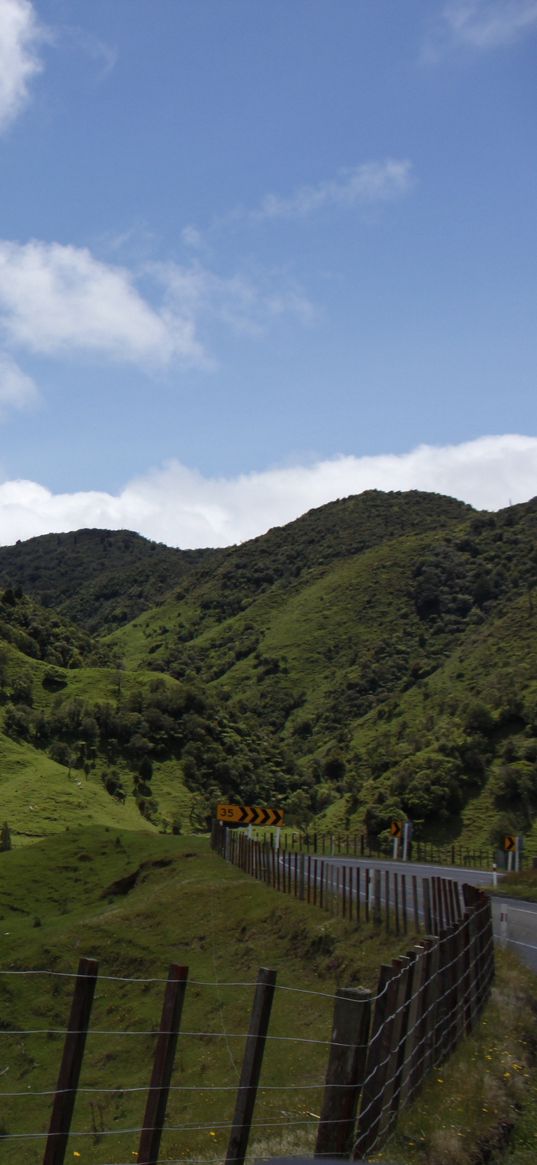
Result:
[0, 528, 220, 633]
[1, 489, 536, 850]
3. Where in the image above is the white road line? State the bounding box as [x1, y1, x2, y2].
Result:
[498, 904, 537, 916]
[498, 935, 537, 952]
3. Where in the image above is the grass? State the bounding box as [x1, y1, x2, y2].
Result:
[1, 826, 536, 1165]
[378, 949, 537, 1165]
[0, 826, 411, 1165]
[488, 868, 537, 903]
[0, 734, 156, 843]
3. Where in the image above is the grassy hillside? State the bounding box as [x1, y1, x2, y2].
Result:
[104, 494, 537, 848]
[0, 490, 536, 850]
[0, 615, 295, 845]
[0, 827, 407, 1164]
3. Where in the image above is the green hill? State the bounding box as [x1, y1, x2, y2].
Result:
[1, 490, 536, 851]
[0, 527, 220, 633]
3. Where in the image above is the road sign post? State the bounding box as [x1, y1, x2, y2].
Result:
[504, 834, 517, 873]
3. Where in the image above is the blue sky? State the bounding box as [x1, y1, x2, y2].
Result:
[0, 0, 536, 546]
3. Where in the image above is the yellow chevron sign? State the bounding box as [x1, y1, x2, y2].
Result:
[504, 835, 516, 852]
[216, 804, 285, 827]
[390, 820, 403, 839]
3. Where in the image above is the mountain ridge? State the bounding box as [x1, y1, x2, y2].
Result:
[0, 488, 536, 851]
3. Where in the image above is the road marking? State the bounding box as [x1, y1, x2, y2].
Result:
[495, 934, 537, 953]
[498, 904, 537, 917]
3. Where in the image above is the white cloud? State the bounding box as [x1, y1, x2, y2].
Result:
[0, 0, 43, 132]
[60, 25, 117, 81]
[0, 353, 37, 415]
[181, 225, 204, 250]
[0, 240, 204, 368]
[0, 435, 535, 549]
[437, 1, 537, 51]
[0, 240, 314, 381]
[152, 260, 316, 337]
[252, 160, 413, 222]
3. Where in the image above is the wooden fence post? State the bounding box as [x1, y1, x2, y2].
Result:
[378, 956, 411, 1140]
[354, 964, 398, 1159]
[138, 964, 189, 1165]
[412, 875, 420, 933]
[43, 957, 98, 1165]
[225, 968, 277, 1165]
[422, 879, 432, 933]
[397, 947, 422, 1111]
[394, 873, 400, 936]
[372, 869, 382, 926]
[315, 988, 372, 1158]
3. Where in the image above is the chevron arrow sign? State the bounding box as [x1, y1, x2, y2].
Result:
[216, 804, 285, 827]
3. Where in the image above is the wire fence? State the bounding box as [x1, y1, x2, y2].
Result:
[212, 823, 468, 936]
[0, 837, 494, 1165]
[243, 826, 536, 871]
[212, 823, 495, 1160]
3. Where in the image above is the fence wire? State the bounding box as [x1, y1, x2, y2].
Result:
[0, 841, 494, 1165]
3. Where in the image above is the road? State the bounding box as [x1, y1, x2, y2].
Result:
[284, 853, 537, 973]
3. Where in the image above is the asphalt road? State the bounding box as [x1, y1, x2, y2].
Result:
[281, 853, 537, 973]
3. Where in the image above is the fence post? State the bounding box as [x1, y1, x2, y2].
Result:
[412, 874, 420, 933]
[424, 937, 441, 1072]
[299, 853, 306, 901]
[138, 965, 189, 1165]
[225, 967, 277, 1165]
[372, 868, 382, 926]
[422, 879, 432, 933]
[354, 964, 398, 1158]
[378, 956, 411, 1140]
[42, 957, 98, 1165]
[315, 988, 372, 1158]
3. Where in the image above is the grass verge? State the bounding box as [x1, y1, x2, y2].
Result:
[488, 869, 537, 903]
[379, 949, 537, 1165]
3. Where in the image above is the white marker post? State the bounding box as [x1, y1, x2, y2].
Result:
[274, 827, 281, 852]
[393, 836, 399, 860]
[492, 861, 497, 888]
[402, 821, 412, 862]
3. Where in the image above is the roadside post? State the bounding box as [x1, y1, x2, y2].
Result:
[390, 820, 403, 860]
[402, 820, 413, 862]
[516, 834, 523, 873]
